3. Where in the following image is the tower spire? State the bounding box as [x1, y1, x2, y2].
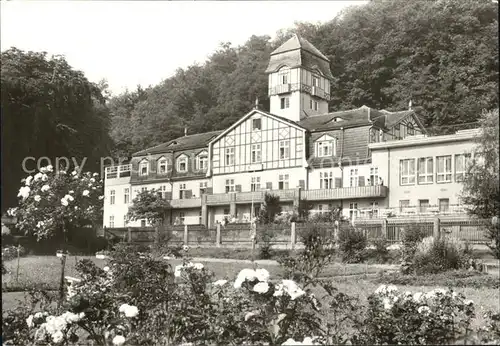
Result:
[409, 100, 412, 110]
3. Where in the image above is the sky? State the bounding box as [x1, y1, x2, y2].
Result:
[1, 0, 367, 95]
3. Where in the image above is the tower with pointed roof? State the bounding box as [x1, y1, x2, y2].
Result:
[265, 34, 333, 122]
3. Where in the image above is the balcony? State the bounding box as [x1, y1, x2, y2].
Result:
[303, 186, 388, 201]
[274, 83, 291, 95]
[206, 193, 232, 205]
[169, 198, 202, 209]
[206, 189, 298, 206]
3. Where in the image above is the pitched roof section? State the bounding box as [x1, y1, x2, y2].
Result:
[298, 107, 372, 132]
[265, 35, 333, 79]
[133, 130, 223, 156]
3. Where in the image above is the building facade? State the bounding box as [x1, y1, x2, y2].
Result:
[102, 35, 479, 228]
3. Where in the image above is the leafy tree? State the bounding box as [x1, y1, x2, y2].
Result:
[1, 48, 112, 213]
[461, 109, 499, 258]
[127, 189, 171, 243]
[12, 165, 103, 242]
[257, 193, 282, 225]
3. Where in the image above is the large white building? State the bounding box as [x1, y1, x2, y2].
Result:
[103, 35, 479, 228]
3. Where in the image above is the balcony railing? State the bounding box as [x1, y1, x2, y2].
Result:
[377, 204, 470, 218]
[206, 189, 298, 205]
[303, 186, 388, 201]
[206, 193, 232, 205]
[235, 191, 264, 203]
[268, 83, 331, 101]
[169, 198, 202, 209]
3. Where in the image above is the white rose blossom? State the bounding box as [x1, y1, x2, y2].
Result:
[41, 184, 50, 192]
[119, 304, 139, 318]
[112, 335, 126, 346]
[82, 190, 90, 197]
[253, 282, 270, 294]
[25, 175, 33, 186]
[213, 279, 228, 286]
[17, 186, 30, 200]
[34, 195, 41, 202]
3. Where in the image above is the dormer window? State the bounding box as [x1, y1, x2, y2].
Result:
[278, 66, 290, 85]
[315, 134, 336, 157]
[312, 75, 320, 87]
[177, 155, 188, 173]
[157, 157, 167, 175]
[139, 159, 149, 176]
[252, 118, 262, 131]
[196, 151, 208, 171]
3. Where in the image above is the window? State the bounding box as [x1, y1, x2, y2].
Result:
[407, 123, 415, 136]
[436, 155, 452, 183]
[309, 99, 313, 109]
[312, 75, 320, 87]
[419, 199, 430, 213]
[109, 216, 114, 228]
[399, 200, 410, 212]
[251, 144, 261, 163]
[139, 160, 148, 176]
[196, 153, 208, 171]
[439, 198, 449, 213]
[225, 147, 235, 166]
[179, 212, 185, 225]
[252, 118, 262, 131]
[124, 188, 130, 204]
[279, 140, 290, 159]
[349, 203, 358, 220]
[279, 68, 290, 84]
[278, 174, 289, 190]
[177, 156, 187, 172]
[225, 179, 235, 193]
[140, 219, 146, 227]
[309, 100, 318, 111]
[159, 185, 167, 199]
[110, 190, 115, 205]
[199, 210, 202, 225]
[369, 167, 379, 186]
[320, 172, 333, 189]
[370, 202, 379, 219]
[455, 153, 471, 182]
[106, 166, 117, 179]
[418, 157, 433, 184]
[370, 128, 379, 143]
[349, 169, 359, 187]
[318, 204, 323, 215]
[280, 97, 290, 109]
[157, 158, 167, 175]
[394, 124, 401, 140]
[199, 181, 208, 195]
[251, 177, 261, 191]
[317, 140, 334, 157]
[141, 187, 147, 193]
[223, 208, 230, 217]
[123, 215, 128, 226]
[400, 159, 416, 185]
[179, 183, 187, 199]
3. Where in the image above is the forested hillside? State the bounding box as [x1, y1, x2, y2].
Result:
[1, 0, 498, 211]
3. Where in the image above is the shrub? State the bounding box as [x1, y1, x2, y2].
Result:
[366, 237, 390, 263]
[338, 227, 367, 263]
[258, 227, 276, 259]
[400, 224, 430, 274]
[2, 245, 26, 261]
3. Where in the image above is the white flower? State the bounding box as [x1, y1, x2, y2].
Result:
[90, 178, 96, 183]
[193, 263, 204, 270]
[464, 299, 474, 306]
[253, 282, 270, 294]
[183, 245, 189, 251]
[82, 190, 90, 197]
[41, 184, 50, 192]
[245, 311, 258, 321]
[52, 330, 64, 343]
[67, 195, 74, 201]
[34, 195, 41, 202]
[34, 172, 43, 181]
[98, 196, 104, 200]
[26, 315, 34, 328]
[103, 266, 110, 272]
[413, 292, 424, 302]
[93, 172, 99, 177]
[71, 171, 77, 176]
[25, 175, 33, 186]
[418, 306, 431, 315]
[112, 335, 126, 346]
[255, 268, 270, 282]
[274, 280, 306, 300]
[7, 207, 17, 216]
[36, 221, 45, 228]
[234, 268, 258, 289]
[282, 338, 301, 345]
[61, 198, 69, 206]
[41, 173, 48, 181]
[119, 303, 139, 318]
[382, 297, 393, 310]
[46, 165, 54, 172]
[17, 186, 30, 200]
[213, 279, 227, 286]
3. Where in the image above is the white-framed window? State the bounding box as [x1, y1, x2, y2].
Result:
[159, 185, 167, 199]
[317, 141, 334, 157]
[278, 174, 289, 190]
[179, 212, 185, 225]
[179, 183, 187, 199]
[436, 155, 452, 183]
[139, 160, 148, 176]
[252, 118, 262, 131]
[312, 75, 320, 87]
[399, 200, 410, 212]
[279, 140, 290, 159]
[370, 202, 379, 219]
[225, 147, 235, 166]
[279, 67, 290, 84]
[106, 166, 118, 179]
[177, 155, 188, 173]
[400, 159, 416, 185]
[251, 144, 261, 163]
[109, 216, 114, 228]
[454, 153, 471, 182]
[309, 99, 319, 111]
[280, 97, 290, 109]
[419, 199, 430, 213]
[439, 198, 450, 212]
[196, 152, 208, 171]
[251, 177, 261, 192]
[418, 157, 433, 184]
[225, 179, 235, 193]
[157, 158, 167, 175]
[110, 190, 115, 205]
[349, 203, 358, 220]
[124, 188, 130, 204]
[320, 171, 333, 189]
[349, 169, 359, 187]
[369, 167, 379, 186]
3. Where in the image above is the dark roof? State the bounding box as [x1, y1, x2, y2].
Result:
[298, 107, 372, 132]
[133, 130, 223, 156]
[265, 35, 333, 79]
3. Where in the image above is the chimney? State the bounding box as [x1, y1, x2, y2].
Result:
[254, 97, 259, 110]
[409, 100, 412, 111]
[184, 127, 187, 136]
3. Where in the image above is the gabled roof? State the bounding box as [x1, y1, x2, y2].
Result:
[298, 107, 372, 132]
[271, 34, 329, 61]
[133, 130, 223, 156]
[265, 34, 333, 79]
[209, 108, 306, 145]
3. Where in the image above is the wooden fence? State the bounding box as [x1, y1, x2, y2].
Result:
[104, 215, 491, 248]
